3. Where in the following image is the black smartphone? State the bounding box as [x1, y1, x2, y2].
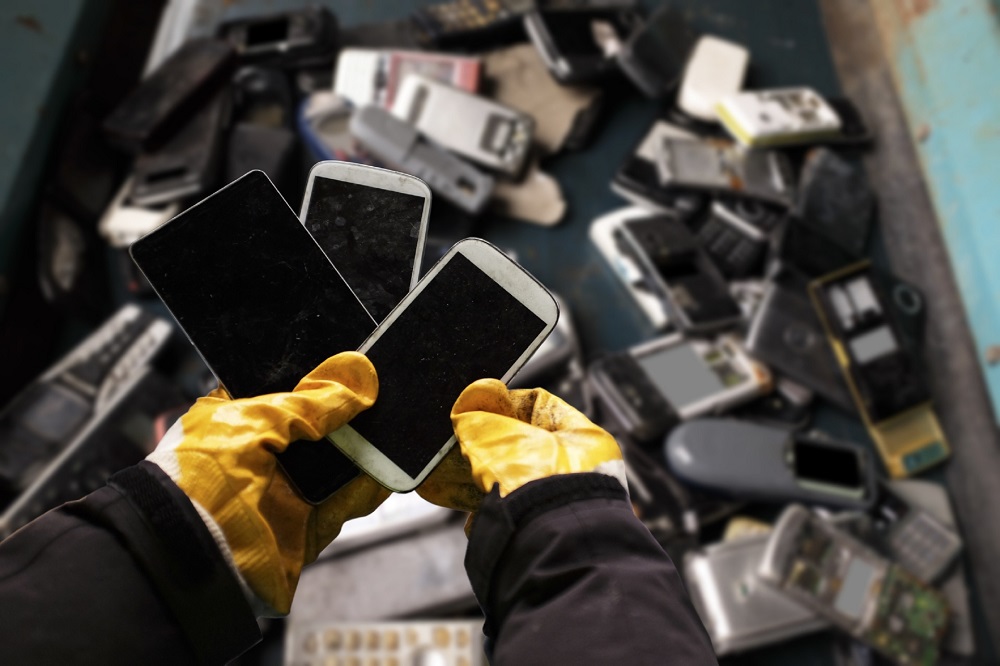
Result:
[130, 171, 377, 501]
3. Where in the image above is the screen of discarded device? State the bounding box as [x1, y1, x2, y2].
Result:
[305, 176, 425, 322]
[347, 252, 547, 477]
[638, 343, 726, 410]
[131, 172, 375, 399]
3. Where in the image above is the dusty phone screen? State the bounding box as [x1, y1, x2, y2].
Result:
[348, 252, 547, 477]
[130, 171, 376, 398]
[304, 176, 426, 322]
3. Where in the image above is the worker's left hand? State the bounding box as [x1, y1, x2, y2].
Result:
[147, 352, 389, 616]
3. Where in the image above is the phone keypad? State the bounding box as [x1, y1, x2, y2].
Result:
[888, 514, 962, 583]
[287, 620, 487, 666]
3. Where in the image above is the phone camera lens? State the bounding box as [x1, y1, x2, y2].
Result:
[783, 323, 815, 351]
[893, 284, 922, 314]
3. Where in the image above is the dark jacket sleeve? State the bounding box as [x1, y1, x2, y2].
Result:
[465, 473, 718, 665]
[0, 461, 260, 665]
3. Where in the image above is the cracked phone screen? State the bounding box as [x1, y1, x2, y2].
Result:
[305, 176, 425, 322]
[348, 252, 546, 477]
[130, 171, 376, 399]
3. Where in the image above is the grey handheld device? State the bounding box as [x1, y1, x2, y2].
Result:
[666, 419, 877, 510]
[349, 105, 494, 215]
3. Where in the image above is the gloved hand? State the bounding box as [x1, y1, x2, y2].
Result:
[147, 352, 389, 616]
[419, 379, 627, 512]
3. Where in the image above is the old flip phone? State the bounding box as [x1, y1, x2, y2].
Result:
[103, 38, 237, 152]
[619, 216, 742, 333]
[759, 505, 949, 666]
[218, 7, 338, 66]
[666, 420, 878, 511]
[130, 171, 377, 503]
[809, 262, 950, 477]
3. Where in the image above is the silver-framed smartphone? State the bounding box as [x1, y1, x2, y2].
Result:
[327, 238, 559, 492]
[300, 161, 431, 322]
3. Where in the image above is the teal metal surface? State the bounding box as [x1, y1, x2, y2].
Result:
[871, 0, 1000, 422]
[0, 0, 111, 316]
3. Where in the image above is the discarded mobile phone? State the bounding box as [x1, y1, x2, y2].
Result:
[746, 270, 856, 411]
[103, 38, 237, 152]
[299, 161, 431, 322]
[619, 215, 743, 334]
[131, 171, 377, 503]
[327, 239, 558, 492]
[616, 4, 697, 97]
[796, 148, 875, 258]
[333, 48, 481, 109]
[129, 90, 230, 207]
[391, 74, 535, 177]
[759, 504, 949, 666]
[773, 216, 862, 279]
[523, 6, 640, 85]
[809, 261, 950, 477]
[655, 136, 796, 208]
[690, 197, 782, 279]
[218, 7, 337, 65]
[350, 105, 494, 216]
[0, 305, 171, 507]
[589, 333, 771, 445]
[611, 119, 707, 213]
[677, 36, 749, 122]
[666, 420, 878, 510]
[411, 0, 535, 48]
[98, 178, 179, 248]
[685, 532, 828, 656]
[589, 206, 674, 329]
[716, 87, 843, 148]
[870, 482, 962, 584]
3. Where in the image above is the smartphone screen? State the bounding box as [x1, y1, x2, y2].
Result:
[304, 175, 426, 322]
[346, 251, 548, 478]
[131, 171, 376, 398]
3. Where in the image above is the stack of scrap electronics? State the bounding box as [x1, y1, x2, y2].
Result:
[0, 3, 972, 665]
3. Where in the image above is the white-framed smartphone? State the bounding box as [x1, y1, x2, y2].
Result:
[390, 74, 534, 177]
[300, 161, 432, 322]
[327, 238, 559, 492]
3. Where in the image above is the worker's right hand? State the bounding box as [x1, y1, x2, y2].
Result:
[418, 379, 627, 512]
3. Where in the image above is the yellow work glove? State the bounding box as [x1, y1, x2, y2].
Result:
[146, 352, 389, 616]
[419, 379, 627, 512]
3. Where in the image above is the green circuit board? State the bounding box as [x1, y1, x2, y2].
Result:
[862, 564, 949, 666]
